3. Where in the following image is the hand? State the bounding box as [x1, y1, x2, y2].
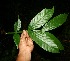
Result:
[17, 30, 34, 61]
[19, 30, 34, 52]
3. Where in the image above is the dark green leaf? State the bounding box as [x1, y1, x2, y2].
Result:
[13, 33, 20, 48]
[14, 22, 18, 32]
[45, 32, 64, 50]
[28, 29, 64, 53]
[29, 7, 54, 30]
[42, 13, 68, 31]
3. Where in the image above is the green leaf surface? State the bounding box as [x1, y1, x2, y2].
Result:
[14, 15, 21, 32]
[14, 22, 18, 32]
[13, 33, 20, 48]
[29, 7, 54, 30]
[17, 16, 21, 31]
[28, 29, 64, 53]
[42, 13, 68, 31]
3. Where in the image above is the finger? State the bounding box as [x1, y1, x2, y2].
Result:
[26, 30, 30, 38]
[18, 30, 28, 49]
[29, 37, 33, 43]
[23, 30, 27, 36]
[27, 37, 33, 46]
[20, 30, 27, 40]
[20, 30, 24, 39]
[20, 31, 27, 43]
[21, 30, 29, 43]
[19, 37, 27, 48]
[27, 37, 34, 52]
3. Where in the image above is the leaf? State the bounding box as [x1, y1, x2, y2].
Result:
[17, 15, 21, 31]
[29, 7, 54, 30]
[28, 29, 64, 53]
[14, 22, 18, 32]
[14, 15, 21, 32]
[42, 13, 68, 31]
[13, 33, 20, 48]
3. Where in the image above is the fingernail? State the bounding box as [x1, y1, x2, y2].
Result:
[23, 30, 26, 35]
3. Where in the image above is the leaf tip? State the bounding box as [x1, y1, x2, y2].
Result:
[52, 6, 54, 10]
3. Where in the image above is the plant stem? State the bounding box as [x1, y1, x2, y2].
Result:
[6, 31, 22, 34]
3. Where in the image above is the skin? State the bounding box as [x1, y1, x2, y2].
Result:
[16, 30, 34, 61]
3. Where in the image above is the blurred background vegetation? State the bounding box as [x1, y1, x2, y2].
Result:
[0, 0, 70, 61]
